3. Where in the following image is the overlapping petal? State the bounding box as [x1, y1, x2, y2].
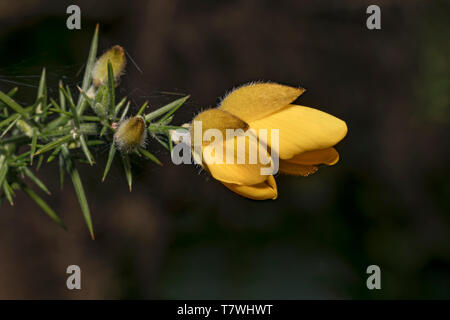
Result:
[279, 148, 340, 176]
[286, 147, 339, 165]
[202, 132, 273, 185]
[279, 161, 318, 176]
[191, 108, 247, 146]
[221, 175, 278, 200]
[249, 104, 347, 159]
[219, 83, 305, 122]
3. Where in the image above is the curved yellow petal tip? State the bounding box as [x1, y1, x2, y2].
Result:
[279, 162, 319, 176]
[287, 148, 340, 166]
[219, 82, 305, 122]
[221, 175, 278, 200]
[250, 104, 348, 159]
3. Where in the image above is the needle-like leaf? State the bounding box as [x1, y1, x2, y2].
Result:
[62, 146, 95, 239]
[0, 114, 21, 139]
[22, 183, 66, 229]
[63, 86, 94, 165]
[2, 181, 14, 206]
[22, 167, 51, 195]
[114, 96, 127, 117]
[77, 24, 99, 116]
[121, 153, 132, 192]
[34, 68, 47, 117]
[145, 95, 189, 122]
[138, 147, 162, 166]
[0, 155, 8, 188]
[35, 134, 72, 156]
[137, 101, 148, 116]
[102, 143, 116, 182]
[46, 146, 61, 163]
[30, 127, 38, 164]
[0, 91, 28, 118]
[107, 61, 115, 116]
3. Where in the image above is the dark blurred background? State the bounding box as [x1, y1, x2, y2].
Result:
[0, 0, 449, 299]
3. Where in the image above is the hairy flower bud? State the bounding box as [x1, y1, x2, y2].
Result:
[92, 45, 126, 87]
[114, 116, 146, 153]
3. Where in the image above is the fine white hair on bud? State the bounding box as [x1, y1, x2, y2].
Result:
[114, 116, 147, 153]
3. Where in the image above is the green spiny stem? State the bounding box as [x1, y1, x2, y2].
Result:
[0, 25, 189, 238]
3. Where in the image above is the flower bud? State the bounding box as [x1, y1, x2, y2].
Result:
[91, 45, 126, 87]
[114, 116, 146, 153]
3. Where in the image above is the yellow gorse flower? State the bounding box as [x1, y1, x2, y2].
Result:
[190, 82, 348, 200]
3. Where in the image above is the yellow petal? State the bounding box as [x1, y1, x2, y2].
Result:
[219, 82, 305, 122]
[203, 132, 272, 185]
[249, 104, 347, 159]
[279, 161, 318, 176]
[287, 148, 340, 166]
[221, 175, 278, 200]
